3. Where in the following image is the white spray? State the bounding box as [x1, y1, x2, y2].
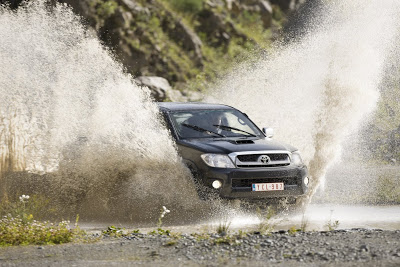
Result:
[207, 0, 400, 199]
[0, 1, 201, 221]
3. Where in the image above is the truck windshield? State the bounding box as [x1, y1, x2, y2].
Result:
[169, 109, 263, 139]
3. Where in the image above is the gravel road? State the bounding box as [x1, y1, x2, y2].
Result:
[1, 229, 399, 266]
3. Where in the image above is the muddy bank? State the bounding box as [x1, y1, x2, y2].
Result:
[0, 229, 399, 266]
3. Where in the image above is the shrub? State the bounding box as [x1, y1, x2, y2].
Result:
[0, 194, 86, 246]
[0, 215, 78, 246]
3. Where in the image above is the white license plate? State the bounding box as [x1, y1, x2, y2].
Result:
[252, 182, 284, 191]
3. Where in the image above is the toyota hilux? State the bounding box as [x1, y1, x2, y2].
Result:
[158, 102, 309, 203]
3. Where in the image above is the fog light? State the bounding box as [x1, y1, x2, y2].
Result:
[304, 177, 309, 185]
[212, 180, 222, 189]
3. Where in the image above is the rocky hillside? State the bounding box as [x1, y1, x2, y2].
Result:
[55, 0, 305, 100]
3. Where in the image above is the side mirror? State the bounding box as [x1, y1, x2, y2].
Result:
[262, 127, 274, 138]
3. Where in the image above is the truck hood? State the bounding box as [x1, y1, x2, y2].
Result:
[177, 138, 297, 154]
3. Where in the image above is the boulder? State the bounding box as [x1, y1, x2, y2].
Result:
[135, 76, 171, 101]
[135, 76, 187, 102]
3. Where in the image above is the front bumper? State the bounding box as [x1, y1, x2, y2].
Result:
[202, 165, 308, 200]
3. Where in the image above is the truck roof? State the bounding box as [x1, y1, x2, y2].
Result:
[157, 102, 234, 111]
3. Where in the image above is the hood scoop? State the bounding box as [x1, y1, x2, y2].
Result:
[231, 139, 255, 145]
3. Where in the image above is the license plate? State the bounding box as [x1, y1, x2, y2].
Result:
[252, 182, 284, 191]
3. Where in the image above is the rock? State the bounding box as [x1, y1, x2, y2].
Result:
[174, 20, 203, 64]
[259, 0, 273, 28]
[135, 76, 187, 102]
[224, 0, 234, 10]
[167, 89, 186, 102]
[135, 76, 171, 101]
[359, 245, 369, 252]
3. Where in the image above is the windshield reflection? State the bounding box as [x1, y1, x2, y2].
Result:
[169, 109, 263, 139]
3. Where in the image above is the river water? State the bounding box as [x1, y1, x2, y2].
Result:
[80, 164, 400, 232]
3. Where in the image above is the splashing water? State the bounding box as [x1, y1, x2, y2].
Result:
[0, 1, 205, 222]
[2, 0, 399, 224]
[206, 0, 400, 202]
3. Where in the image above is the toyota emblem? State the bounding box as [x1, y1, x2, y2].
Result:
[259, 155, 270, 164]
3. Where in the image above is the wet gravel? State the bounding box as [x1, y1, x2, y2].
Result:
[1, 229, 399, 266]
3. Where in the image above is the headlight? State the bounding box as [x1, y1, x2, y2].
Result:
[201, 154, 235, 168]
[291, 151, 303, 166]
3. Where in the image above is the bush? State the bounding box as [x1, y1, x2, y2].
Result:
[0, 194, 86, 246]
[0, 215, 77, 246]
[169, 0, 203, 13]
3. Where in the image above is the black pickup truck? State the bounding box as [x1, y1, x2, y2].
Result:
[158, 102, 309, 203]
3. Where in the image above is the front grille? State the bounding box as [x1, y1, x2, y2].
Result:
[236, 163, 290, 168]
[232, 177, 297, 188]
[237, 153, 289, 162]
[232, 151, 291, 168]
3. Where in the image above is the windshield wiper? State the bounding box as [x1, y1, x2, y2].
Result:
[182, 123, 225, 137]
[213, 125, 257, 137]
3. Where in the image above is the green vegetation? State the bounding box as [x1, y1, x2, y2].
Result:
[288, 226, 300, 235]
[168, 0, 204, 14]
[0, 194, 85, 246]
[325, 210, 340, 231]
[256, 206, 276, 234]
[300, 213, 309, 232]
[149, 228, 171, 236]
[0, 215, 81, 246]
[94, 0, 118, 18]
[102, 225, 125, 237]
[216, 218, 231, 236]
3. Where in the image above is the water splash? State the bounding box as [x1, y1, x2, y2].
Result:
[0, 1, 203, 221]
[206, 0, 400, 202]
